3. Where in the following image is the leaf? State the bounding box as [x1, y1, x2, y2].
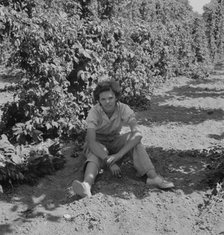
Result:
[0, 153, 6, 167]
[125, 87, 131, 93]
[68, 123, 74, 130]
[129, 52, 135, 58]
[18, 172, 24, 180]
[15, 39, 20, 47]
[79, 48, 91, 59]
[59, 11, 67, 19]
[46, 123, 52, 130]
[11, 153, 23, 164]
[25, 110, 29, 117]
[41, 106, 50, 112]
[51, 121, 59, 128]
[26, 124, 33, 132]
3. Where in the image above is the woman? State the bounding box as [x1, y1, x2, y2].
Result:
[72, 78, 174, 198]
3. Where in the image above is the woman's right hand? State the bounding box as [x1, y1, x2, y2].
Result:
[109, 164, 121, 177]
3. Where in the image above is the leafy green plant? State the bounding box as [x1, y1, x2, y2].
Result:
[203, 0, 224, 62]
[0, 0, 215, 144]
[0, 135, 65, 188]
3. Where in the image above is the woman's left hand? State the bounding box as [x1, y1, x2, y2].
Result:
[106, 154, 122, 167]
[109, 164, 121, 177]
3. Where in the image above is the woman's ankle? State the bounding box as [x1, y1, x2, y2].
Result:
[146, 169, 157, 179]
[83, 181, 92, 189]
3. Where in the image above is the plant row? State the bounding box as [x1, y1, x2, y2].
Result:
[0, 0, 224, 186]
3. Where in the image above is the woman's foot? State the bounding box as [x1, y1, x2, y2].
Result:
[146, 176, 174, 189]
[72, 180, 92, 198]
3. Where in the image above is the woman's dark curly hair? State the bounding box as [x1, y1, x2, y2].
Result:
[93, 78, 121, 102]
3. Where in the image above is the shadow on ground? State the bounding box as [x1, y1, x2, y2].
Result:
[91, 147, 217, 199]
[0, 143, 86, 233]
[0, 224, 13, 235]
[137, 75, 224, 125]
[209, 132, 224, 140]
[0, 144, 222, 234]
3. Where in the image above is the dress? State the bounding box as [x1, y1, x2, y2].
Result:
[84, 102, 155, 176]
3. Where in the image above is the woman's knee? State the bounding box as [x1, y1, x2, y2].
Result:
[87, 142, 109, 155]
[134, 142, 144, 150]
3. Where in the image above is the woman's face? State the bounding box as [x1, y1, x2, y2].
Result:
[99, 89, 116, 114]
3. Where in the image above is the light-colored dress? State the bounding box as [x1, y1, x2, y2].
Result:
[84, 102, 155, 176]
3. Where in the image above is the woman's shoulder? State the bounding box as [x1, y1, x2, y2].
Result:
[117, 102, 132, 111]
[86, 104, 102, 123]
[88, 103, 102, 114]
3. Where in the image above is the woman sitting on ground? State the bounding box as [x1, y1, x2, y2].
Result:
[72, 78, 174, 198]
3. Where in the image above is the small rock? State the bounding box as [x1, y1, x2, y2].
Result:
[63, 214, 72, 221]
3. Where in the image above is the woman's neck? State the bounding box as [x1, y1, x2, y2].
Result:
[105, 110, 114, 119]
[102, 104, 117, 119]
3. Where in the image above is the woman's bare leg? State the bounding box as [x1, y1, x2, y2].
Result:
[84, 161, 99, 186]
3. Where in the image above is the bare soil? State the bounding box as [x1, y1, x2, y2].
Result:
[1, 65, 224, 235]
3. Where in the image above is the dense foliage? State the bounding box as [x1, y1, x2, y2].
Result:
[0, 0, 214, 140]
[0, 0, 224, 187]
[203, 0, 224, 62]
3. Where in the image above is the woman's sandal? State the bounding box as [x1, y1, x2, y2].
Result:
[72, 180, 92, 198]
[146, 176, 175, 189]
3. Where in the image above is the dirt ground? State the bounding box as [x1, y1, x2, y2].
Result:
[1, 64, 224, 235]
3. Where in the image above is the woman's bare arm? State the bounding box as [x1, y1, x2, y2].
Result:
[86, 128, 109, 160]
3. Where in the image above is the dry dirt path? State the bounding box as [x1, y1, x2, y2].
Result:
[1, 65, 224, 235]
